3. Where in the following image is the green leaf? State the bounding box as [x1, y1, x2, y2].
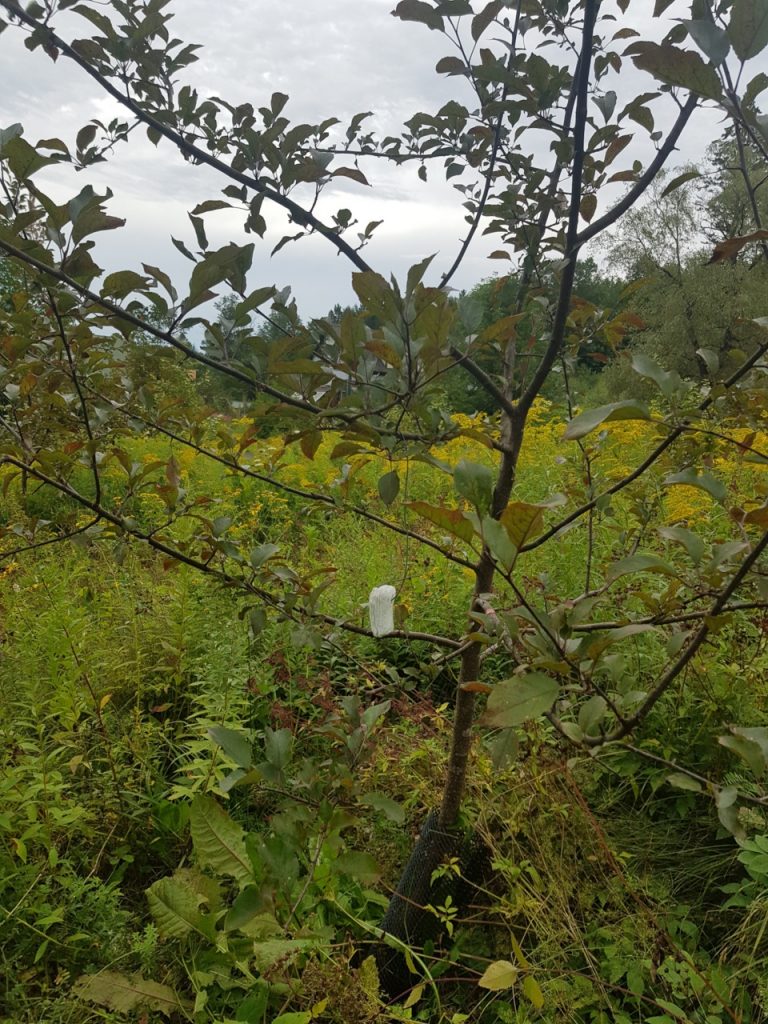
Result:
[208, 726, 253, 768]
[683, 19, 730, 64]
[454, 460, 493, 514]
[146, 875, 213, 940]
[2, 135, 53, 180]
[578, 696, 607, 737]
[483, 516, 516, 570]
[334, 851, 382, 883]
[392, 0, 444, 30]
[436, 55, 467, 75]
[658, 526, 706, 566]
[664, 469, 727, 503]
[522, 975, 545, 1010]
[264, 727, 292, 769]
[478, 960, 518, 991]
[407, 501, 475, 543]
[189, 795, 254, 887]
[224, 886, 271, 932]
[351, 270, 401, 322]
[606, 552, 677, 583]
[101, 270, 148, 298]
[359, 792, 405, 824]
[563, 401, 650, 441]
[378, 470, 400, 505]
[631, 351, 682, 398]
[728, 0, 768, 60]
[627, 42, 723, 100]
[250, 543, 280, 568]
[482, 673, 560, 728]
[488, 728, 519, 769]
[667, 772, 703, 792]
[594, 90, 617, 122]
[719, 728, 768, 777]
[73, 972, 191, 1017]
[661, 169, 702, 198]
[472, 1, 503, 41]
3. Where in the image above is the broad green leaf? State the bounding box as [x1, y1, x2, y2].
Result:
[2, 135, 53, 179]
[523, 975, 545, 1009]
[593, 90, 617, 122]
[101, 270, 148, 298]
[334, 851, 382, 883]
[351, 270, 401, 321]
[264, 727, 292, 770]
[683, 19, 730, 64]
[189, 795, 254, 887]
[667, 772, 703, 792]
[631, 351, 682, 397]
[478, 960, 518, 991]
[146, 875, 214, 940]
[719, 728, 767, 777]
[224, 886, 271, 932]
[488, 728, 519, 769]
[661, 169, 701, 198]
[716, 785, 745, 838]
[483, 516, 516, 569]
[359, 792, 405, 824]
[482, 673, 560, 728]
[73, 971, 191, 1017]
[378, 469, 400, 505]
[664, 469, 727, 503]
[392, 0, 444, 30]
[728, 0, 768, 60]
[627, 42, 723, 100]
[208, 726, 253, 768]
[472, 1, 503, 41]
[658, 526, 706, 566]
[454, 459, 493, 514]
[407, 501, 475, 543]
[563, 401, 650, 441]
[578, 696, 607, 737]
[250, 543, 280, 568]
[606, 552, 677, 583]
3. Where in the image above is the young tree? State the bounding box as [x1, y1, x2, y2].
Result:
[1, 0, 768, 1004]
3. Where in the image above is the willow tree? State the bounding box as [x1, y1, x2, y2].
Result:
[2, 0, 768, 1003]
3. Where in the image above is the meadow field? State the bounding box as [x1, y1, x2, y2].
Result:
[2, 403, 767, 1024]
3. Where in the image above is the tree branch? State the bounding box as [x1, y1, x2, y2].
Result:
[576, 95, 698, 248]
[437, 0, 524, 291]
[0, 0, 374, 274]
[585, 530, 768, 745]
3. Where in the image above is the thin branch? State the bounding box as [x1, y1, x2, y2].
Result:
[0, 518, 101, 559]
[524, 325, 768, 552]
[79, 385, 476, 572]
[575, 95, 698, 248]
[585, 530, 768, 745]
[515, 0, 599, 421]
[448, 346, 516, 419]
[0, 0, 374, 274]
[0, 455, 460, 650]
[438, 0, 524, 291]
[571, 599, 768, 632]
[616, 743, 768, 809]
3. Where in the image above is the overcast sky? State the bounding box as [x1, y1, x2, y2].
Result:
[0, 1, 761, 319]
